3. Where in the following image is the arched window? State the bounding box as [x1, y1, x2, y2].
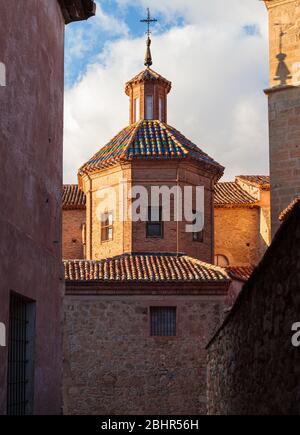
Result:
[215, 254, 229, 267]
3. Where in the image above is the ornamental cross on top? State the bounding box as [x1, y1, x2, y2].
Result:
[140, 8, 157, 37]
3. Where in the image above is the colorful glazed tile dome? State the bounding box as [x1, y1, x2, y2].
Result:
[79, 120, 224, 177]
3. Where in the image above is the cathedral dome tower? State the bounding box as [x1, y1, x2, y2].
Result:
[78, 11, 224, 262]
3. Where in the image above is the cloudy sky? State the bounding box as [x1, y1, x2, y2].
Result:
[64, 0, 269, 183]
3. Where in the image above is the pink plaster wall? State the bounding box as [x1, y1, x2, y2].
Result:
[0, 0, 65, 414]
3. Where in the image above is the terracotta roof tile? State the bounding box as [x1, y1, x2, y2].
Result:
[279, 197, 300, 221]
[63, 184, 86, 210]
[236, 175, 270, 190]
[62, 180, 259, 210]
[226, 265, 255, 282]
[64, 254, 230, 283]
[214, 182, 257, 207]
[79, 120, 224, 177]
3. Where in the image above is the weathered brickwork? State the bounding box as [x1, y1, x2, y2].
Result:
[64, 287, 228, 415]
[62, 210, 86, 259]
[80, 161, 218, 263]
[207, 202, 300, 415]
[131, 161, 215, 263]
[265, 0, 300, 236]
[214, 207, 263, 266]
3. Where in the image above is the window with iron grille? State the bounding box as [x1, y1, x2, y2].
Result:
[7, 293, 36, 415]
[146, 206, 163, 238]
[101, 212, 113, 242]
[150, 307, 177, 337]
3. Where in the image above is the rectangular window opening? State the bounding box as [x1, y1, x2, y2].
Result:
[150, 307, 177, 337]
[134, 97, 140, 122]
[101, 212, 114, 242]
[159, 97, 164, 122]
[7, 293, 36, 416]
[146, 206, 163, 238]
[146, 95, 153, 120]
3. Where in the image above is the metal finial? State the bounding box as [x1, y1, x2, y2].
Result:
[145, 36, 152, 68]
[140, 8, 157, 68]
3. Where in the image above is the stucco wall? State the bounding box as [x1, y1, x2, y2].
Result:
[63, 287, 228, 415]
[0, 0, 64, 414]
[207, 204, 300, 415]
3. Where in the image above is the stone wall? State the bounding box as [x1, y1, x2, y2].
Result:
[264, 0, 300, 236]
[0, 0, 65, 414]
[207, 202, 300, 415]
[63, 209, 86, 259]
[64, 284, 228, 415]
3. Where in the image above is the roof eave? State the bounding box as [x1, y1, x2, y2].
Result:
[58, 0, 96, 24]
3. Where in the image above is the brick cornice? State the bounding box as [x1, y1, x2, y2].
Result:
[264, 84, 299, 95]
[65, 280, 230, 296]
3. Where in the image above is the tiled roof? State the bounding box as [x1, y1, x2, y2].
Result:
[214, 182, 257, 207]
[64, 254, 230, 283]
[236, 175, 270, 190]
[226, 265, 255, 282]
[63, 184, 86, 210]
[79, 120, 224, 176]
[125, 68, 172, 95]
[62, 180, 258, 209]
[279, 197, 300, 221]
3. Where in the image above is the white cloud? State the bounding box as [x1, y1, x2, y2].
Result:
[65, 2, 129, 61]
[64, 0, 269, 183]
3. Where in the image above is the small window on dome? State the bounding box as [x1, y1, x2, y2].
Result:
[134, 98, 140, 122]
[159, 97, 164, 122]
[146, 95, 153, 120]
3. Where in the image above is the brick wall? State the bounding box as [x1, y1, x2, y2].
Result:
[81, 160, 217, 263]
[63, 284, 228, 415]
[207, 203, 300, 415]
[214, 207, 262, 265]
[62, 209, 86, 259]
[132, 161, 215, 263]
